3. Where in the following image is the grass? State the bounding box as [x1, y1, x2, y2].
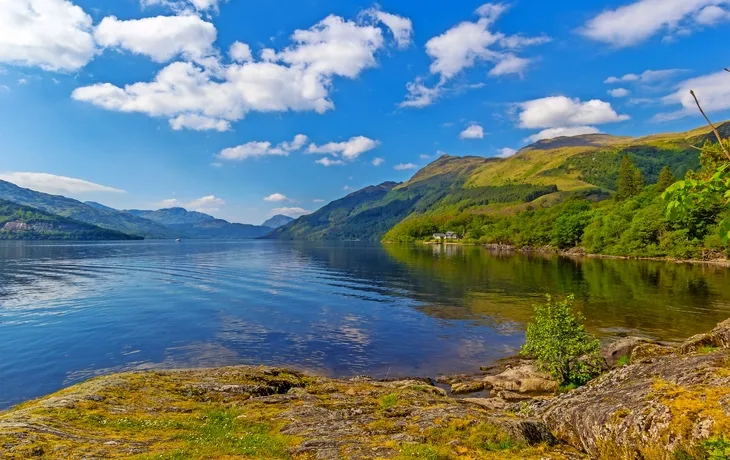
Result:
[379, 393, 399, 410]
[699, 345, 718, 354]
[617, 355, 631, 367]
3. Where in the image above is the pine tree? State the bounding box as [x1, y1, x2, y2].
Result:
[656, 166, 676, 192]
[616, 156, 643, 201]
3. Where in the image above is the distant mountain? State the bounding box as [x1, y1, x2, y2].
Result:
[84, 201, 118, 212]
[127, 207, 272, 239]
[261, 214, 294, 229]
[270, 122, 727, 242]
[0, 199, 141, 240]
[0, 180, 176, 238]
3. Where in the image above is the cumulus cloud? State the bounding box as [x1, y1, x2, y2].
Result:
[460, 124, 485, 139]
[518, 96, 629, 129]
[394, 163, 418, 171]
[0, 0, 96, 71]
[608, 88, 630, 98]
[655, 70, 730, 121]
[315, 157, 346, 167]
[271, 207, 310, 218]
[516, 96, 628, 142]
[170, 114, 231, 131]
[0, 172, 125, 195]
[217, 134, 308, 161]
[400, 79, 444, 108]
[365, 8, 413, 49]
[72, 10, 408, 130]
[526, 126, 601, 143]
[307, 136, 379, 162]
[140, 0, 224, 13]
[188, 195, 225, 209]
[372, 157, 385, 166]
[581, 0, 730, 47]
[497, 147, 517, 158]
[264, 193, 288, 202]
[94, 15, 217, 63]
[604, 69, 685, 84]
[488, 53, 532, 77]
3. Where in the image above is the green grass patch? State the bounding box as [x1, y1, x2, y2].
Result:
[617, 355, 631, 367]
[379, 393, 399, 410]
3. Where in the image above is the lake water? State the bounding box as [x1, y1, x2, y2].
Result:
[1, 240, 730, 409]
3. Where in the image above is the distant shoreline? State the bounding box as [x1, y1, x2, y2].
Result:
[412, 240, 730, 267]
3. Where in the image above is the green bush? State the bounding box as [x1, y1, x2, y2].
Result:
[521, 295, 602, 385]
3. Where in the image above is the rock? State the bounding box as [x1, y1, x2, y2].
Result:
[450, 380, 487, 395]
[483, 363, 558, 395]
[461, 397, 508, 411]
[497, 391, 532, 402]
[600, 336, 652, 368]
[630, 343, 675, 362]
[681, 318, 730, 354]
[530, 348, 730, 457]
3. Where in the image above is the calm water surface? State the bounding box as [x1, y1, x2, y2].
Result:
[1, 240, 730, 408]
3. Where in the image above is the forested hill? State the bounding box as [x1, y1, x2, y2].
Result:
[0, 199, 141, 240]
[272, 121, 730, 258]
[0, 180, 176, 239]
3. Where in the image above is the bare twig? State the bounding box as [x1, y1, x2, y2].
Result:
[690, 90, 730, 160]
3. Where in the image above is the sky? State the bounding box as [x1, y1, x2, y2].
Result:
[1, 0, 729, 224]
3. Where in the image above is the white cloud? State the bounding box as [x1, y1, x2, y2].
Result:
[695, 4, 730, 24]
[188, 194, 225, 209]
[399, 79, 443, 108]
[518, 96, 629, 129]
[271, 207, 310, 218]
[372, 157, 385, 166]
[0, 172, 125, 195]
[488, 53, 531, 77]
[581, 0, 730, 47]
[0, 0, 96, 72]
[264, 193, 288, 202]
[527, 126, 601, 143]
[169, 114, 231, 131]
[497, 147, 517, 158]
[73, 10, 406, 130]
[608, 88, 630, 98]
[94, 15, 217, 63]
[394, 163, 418, 171]
[18, 78, 28, 85]
[343, 185, 354, 191]
[313, 199, 325, 203]
[604, 69, 684, 84]
[400, 3, 548, 108]
[460, 124, 485, 139]
[158, 198, 181, 207]
[315, 157, 345, 167]
[655, 70, 730, 121]
[229, 41, 252, 63]
[307, 136, 379, 161]
[419, 154, 432, 160]
[217, 134, 308, 160]
[140, 0, 224, 13]
[366, 9, 413, 49]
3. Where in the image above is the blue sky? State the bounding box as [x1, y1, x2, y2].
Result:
[1, 0, 729, 224]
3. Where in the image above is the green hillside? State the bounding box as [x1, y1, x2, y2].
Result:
[272, 121, 730, 258]
[0, 199, 142, 240]
[0, 181, 176, 238]
[127, 207, 273, 239]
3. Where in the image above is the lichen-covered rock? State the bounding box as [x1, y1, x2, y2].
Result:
[529, 349, 730, 458]
[450, 380, 487, 394]
[483, 363, 559, 395]
[600, 336, 652, 367]
[630, 342, 676, 363]
[680, 318, 730, 353]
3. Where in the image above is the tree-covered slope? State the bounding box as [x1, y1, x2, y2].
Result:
[127, 207, 273, 239]
[0, 199, 142, 240]
[0, 181, 175, 238]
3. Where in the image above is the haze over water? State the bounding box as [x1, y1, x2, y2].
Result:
[2, 240, 730, 409]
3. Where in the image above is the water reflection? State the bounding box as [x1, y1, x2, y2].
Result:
[1, 240, 729, 409]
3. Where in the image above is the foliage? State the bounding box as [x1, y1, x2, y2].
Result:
[657, 166, 677, 192]
[701, 435, 730, 460]
[521, 295, 602, 385]
[616, 156, 645, 201]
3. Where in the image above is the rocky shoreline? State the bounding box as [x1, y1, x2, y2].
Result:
[2, 320, 730, 459]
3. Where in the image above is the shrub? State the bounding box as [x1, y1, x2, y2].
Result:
[521, 295, 602, 385]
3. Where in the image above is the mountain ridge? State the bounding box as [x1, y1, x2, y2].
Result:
[127, 207, 272, 239]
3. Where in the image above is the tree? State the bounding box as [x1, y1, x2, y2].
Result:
[663, 70, 730, 243]
[656, 166, 676, 192]
[521, 295, 602, 385]
[616, 156, 644, 201]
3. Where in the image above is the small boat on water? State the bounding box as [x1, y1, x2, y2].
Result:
[175, 238, 181, 243]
